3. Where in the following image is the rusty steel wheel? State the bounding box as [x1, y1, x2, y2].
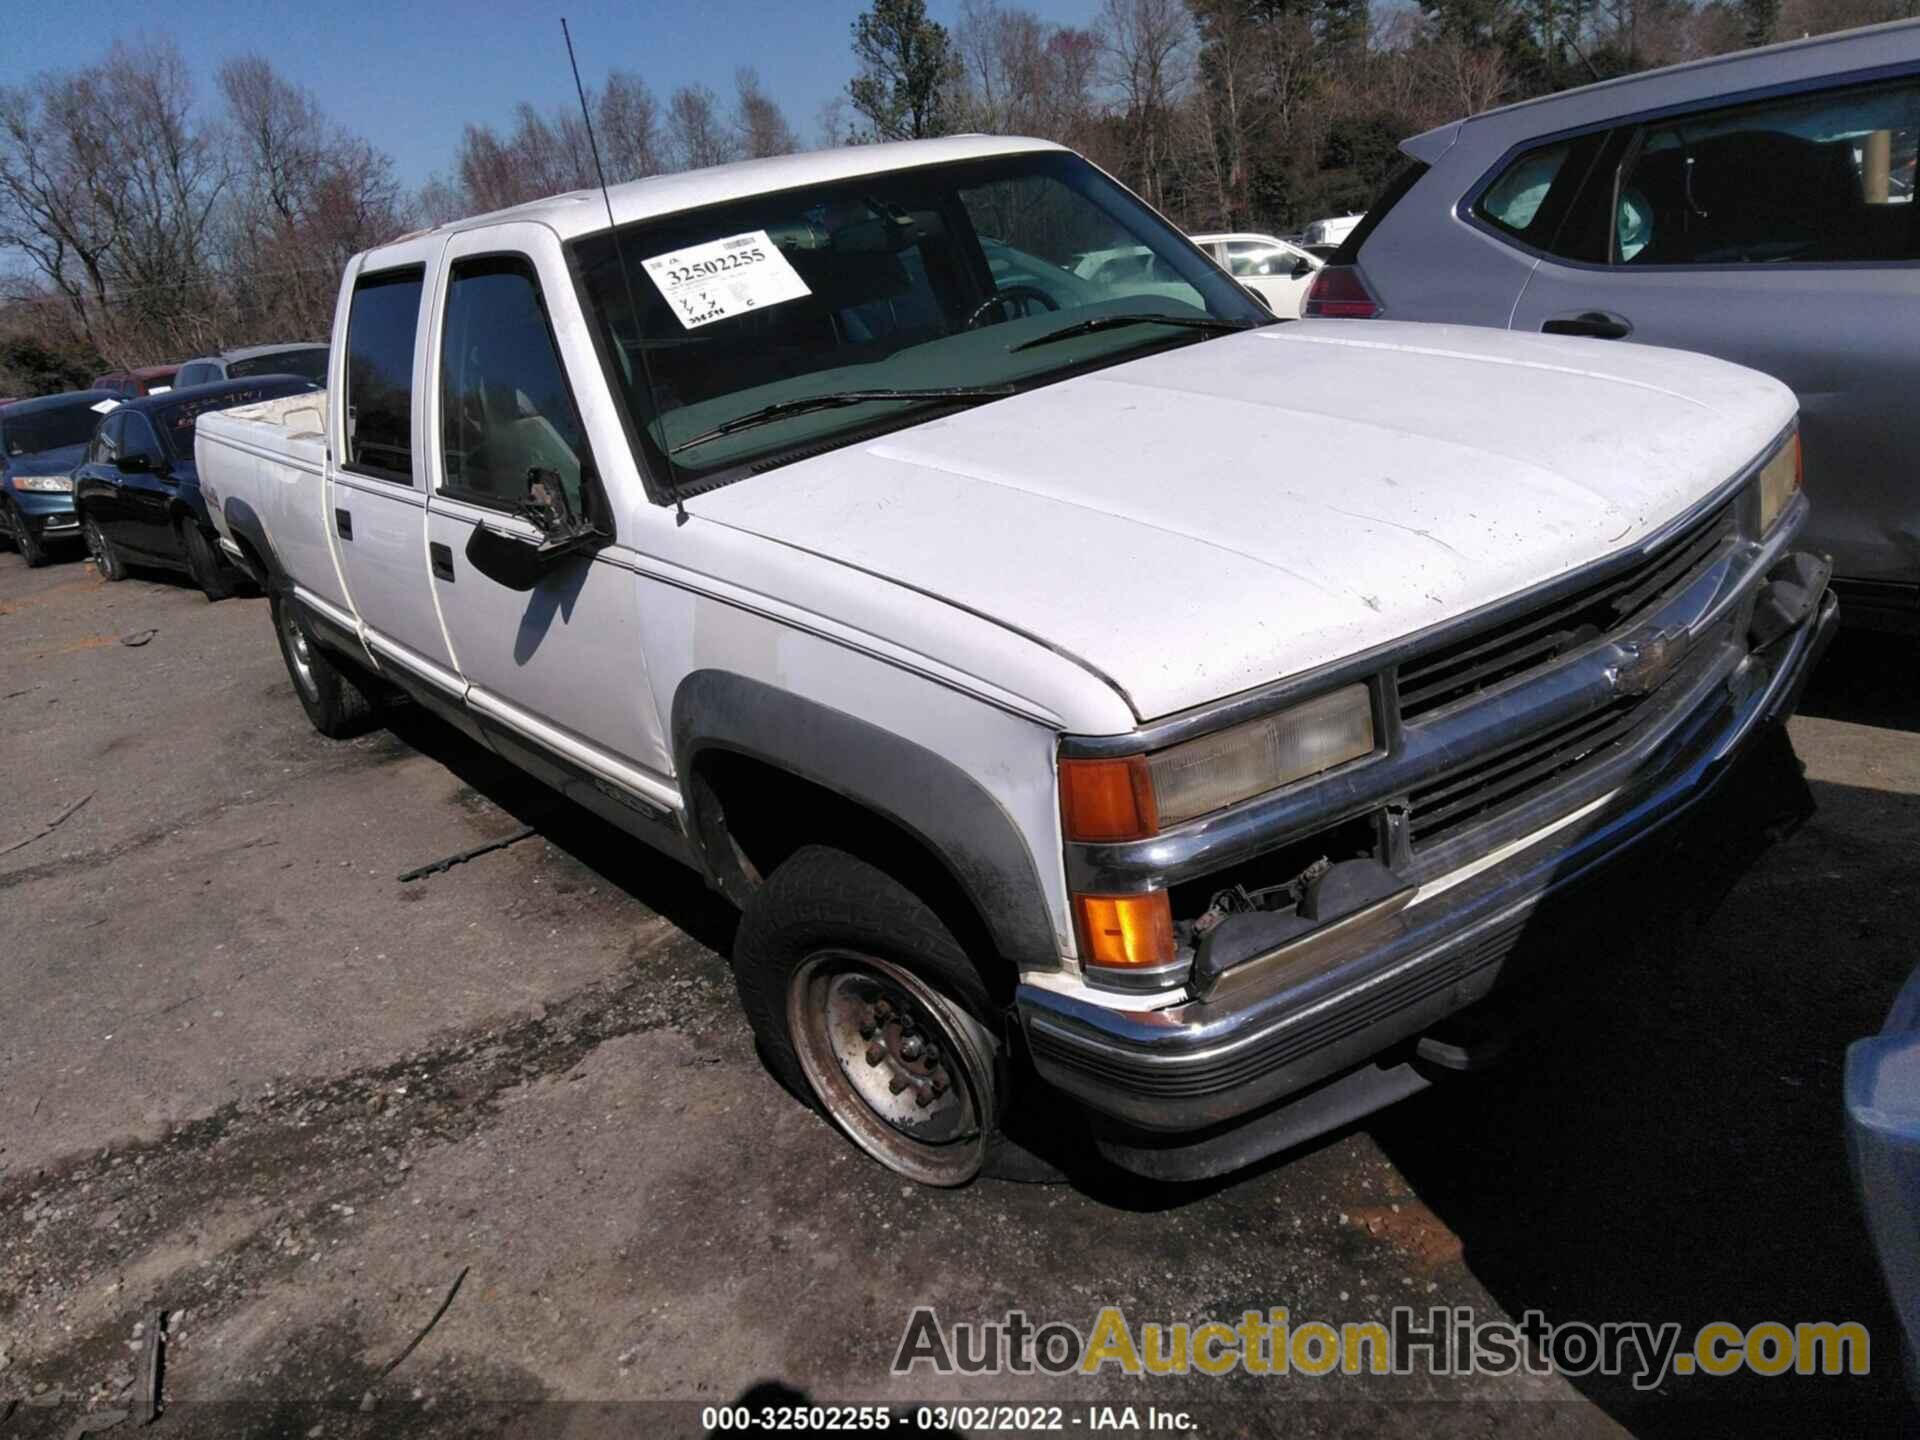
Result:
[786, 950, 999, 1187]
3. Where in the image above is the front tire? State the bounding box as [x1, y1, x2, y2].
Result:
[10, 504, 48, 568]
[733, 845, 1004, 1187]
[83, 513, 127, 581]
[270, 591, 378, 738]
[180, 517, 235, 601]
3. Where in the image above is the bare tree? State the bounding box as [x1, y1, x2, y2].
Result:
[668, 84, 737, 170]
[599, 69, 664, 181]
[1097, 0, 1192, 209]
[734, 68, 797, 158]
[220, 55, 403, 343]
[0, 73, 125, 350]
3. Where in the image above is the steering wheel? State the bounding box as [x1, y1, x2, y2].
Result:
[963, 284, 1059, 330]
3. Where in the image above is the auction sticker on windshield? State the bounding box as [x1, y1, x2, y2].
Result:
[642, 230, 811, 330]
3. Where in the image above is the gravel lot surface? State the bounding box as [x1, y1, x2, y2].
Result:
[2, 548, 1913, 1437]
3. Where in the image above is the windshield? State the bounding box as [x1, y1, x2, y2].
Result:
[228, 347, 329, 383]
[570, 150, 1269, 490]
[149, 379, 319, 463]
[4, 401, 101, 457]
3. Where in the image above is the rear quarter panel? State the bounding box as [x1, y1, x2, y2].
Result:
[196, 397, 344, 611]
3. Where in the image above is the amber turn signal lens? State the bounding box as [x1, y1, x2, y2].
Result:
[1074, 892, 1176, 970]
[1059, 756, 1159, 842]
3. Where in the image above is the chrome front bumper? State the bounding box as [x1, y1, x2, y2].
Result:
[1017, 558, 1837, 1140]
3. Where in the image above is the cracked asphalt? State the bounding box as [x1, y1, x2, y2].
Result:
[1, 546, 1915, 1438]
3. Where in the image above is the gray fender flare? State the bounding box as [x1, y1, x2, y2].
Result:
[672, 670, 1059, 970]
[220, 497, 281, 589]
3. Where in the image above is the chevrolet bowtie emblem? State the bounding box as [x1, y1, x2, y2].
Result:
[1612, 627, 1690, 697]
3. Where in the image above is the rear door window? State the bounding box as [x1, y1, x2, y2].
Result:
[343, 267, 424, 483]
[1612, 78, 1919, 265]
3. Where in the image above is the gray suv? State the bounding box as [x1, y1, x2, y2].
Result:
[1307, 20, 1919, 629]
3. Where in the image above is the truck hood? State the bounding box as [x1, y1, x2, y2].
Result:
[694, 321, 1796, 725]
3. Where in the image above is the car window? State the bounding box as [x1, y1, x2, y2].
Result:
[1473, 133, 1625, 265]
[343, 267, 424, 483]
[96, 413, 123, 463]
[151, 381, 316, 464]
[439, 256, 594, 515]
[229, 348, 329, 384]
[122, 413, 164, 465]
[4, 402, 103, 456]
[1615, 78, 1919, 265]
[1226, 245, 1295, 278]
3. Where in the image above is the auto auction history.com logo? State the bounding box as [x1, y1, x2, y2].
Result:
[892, 1305, 1872, 1391]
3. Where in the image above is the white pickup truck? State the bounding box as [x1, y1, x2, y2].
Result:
[198, 136, 1836, 1186]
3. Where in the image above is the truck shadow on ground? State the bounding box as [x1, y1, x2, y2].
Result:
[376, 704, 739, 960]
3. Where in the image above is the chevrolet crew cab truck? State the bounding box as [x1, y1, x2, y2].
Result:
[197, 137, 1837, 1187]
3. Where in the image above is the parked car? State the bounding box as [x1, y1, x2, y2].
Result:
[1191, 231, 1322, 316]
[1847, 961, 1920, 1398]
[1, 391, 119, 566]
[1305, 18, 1920, 630]
[198, 135, 1833, 1188]
[71, 376, 320, 599]
[90, 365, 179, 397]
[173, 343, 329, 389]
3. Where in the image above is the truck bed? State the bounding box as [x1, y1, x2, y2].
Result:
[196, 390, 344, 612]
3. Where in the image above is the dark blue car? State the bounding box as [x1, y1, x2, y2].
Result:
[70, 377, 319, 599]
[1, 390, 119, 567]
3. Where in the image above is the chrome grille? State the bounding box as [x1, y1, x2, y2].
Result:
[1406, 697, 1646, 850]
[1396, 502, 1736, 722]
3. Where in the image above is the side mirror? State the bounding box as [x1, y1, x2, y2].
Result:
[1291, 257, 1315, 279]
[463, 468, 605, 591]
[114, 452, 154, 475]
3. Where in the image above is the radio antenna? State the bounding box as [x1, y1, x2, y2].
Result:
[562, 18, 688, 525]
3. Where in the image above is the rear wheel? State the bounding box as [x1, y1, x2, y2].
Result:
[180, 517, 234, 601]
[734, 845, 1003, 1187]
[271, 591, 378, 738]
[83, 513, 127, 581]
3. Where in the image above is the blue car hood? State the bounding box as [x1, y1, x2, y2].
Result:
[9, 443, 87, 477]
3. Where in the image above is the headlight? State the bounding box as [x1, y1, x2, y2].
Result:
[1059, 683, 1377, 840]
[13, 473, 72, 493]
[1756, 432, 1800, 535]
[1148, 684, 1376, 827]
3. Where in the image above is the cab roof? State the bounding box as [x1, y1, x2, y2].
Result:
[367, 135, 1068, 263]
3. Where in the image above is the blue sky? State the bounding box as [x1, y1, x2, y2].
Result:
[11, 0, 1106, 189]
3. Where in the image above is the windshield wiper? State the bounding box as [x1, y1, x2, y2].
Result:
[1007, 312, 1257, 354]
[668, 386, 1016, 455]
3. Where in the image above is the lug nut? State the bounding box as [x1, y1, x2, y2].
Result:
[888, 1074, 909, 1095]
[865, 1042, 886, 1066]
[913, 1081, 934, 1106]
[921, 1044, 939, 1064]
[873, 1000, 893, 1023]
[858, 1019, 877, 1039]
[929, 1073, 948, 1096]
[899, 1035, 925, 1061]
